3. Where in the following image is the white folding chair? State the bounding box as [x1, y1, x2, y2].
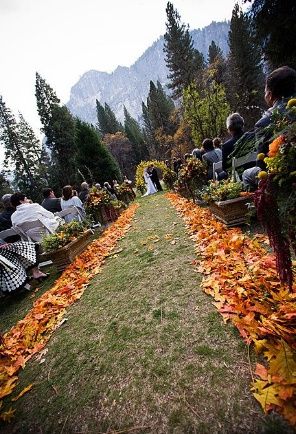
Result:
[0, 227, 19, 241]
[55, 206, 85, 222]
[212, 160, 223, 181]
[231, 151, 258, 182]
[13, 219, 55, 243]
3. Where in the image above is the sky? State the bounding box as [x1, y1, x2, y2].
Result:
[0, 0, 242, 144]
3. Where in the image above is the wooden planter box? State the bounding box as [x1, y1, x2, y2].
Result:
[40, 229, 93, 271]
[209, 195, 254, 227]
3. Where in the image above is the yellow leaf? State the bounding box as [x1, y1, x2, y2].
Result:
[0, 407, 16, 422]
[0, 377, 18, 400]
[11, 384, 33, 402]
[253, 383, 282, 411]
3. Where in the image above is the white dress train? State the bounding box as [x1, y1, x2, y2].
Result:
[143, 172, 157, 196]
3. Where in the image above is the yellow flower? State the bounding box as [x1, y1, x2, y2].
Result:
[287, 98, 296, 108]
[258, 171, 268, 180]
[257, 153, 265, 161]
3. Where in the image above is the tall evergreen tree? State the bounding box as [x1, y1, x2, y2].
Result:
[208, 41, 223, 65]
[75, 119, 121, 184]
[164, 2, 204, 99]
[35, 72, 60, 139]
[0, 96, 46, 200]
[246, 0, 296, 70]
[226, 3, 265, 128]
[123, 107, 148, 163]
[96, 100, 123, 135]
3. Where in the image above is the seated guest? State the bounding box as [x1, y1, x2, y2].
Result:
[0, 194, 14, 231]
[103, 182, 117, 200]
[61, 185, 85, 222]
[78, 182, 89, 204]
[10, 192, 60, 241]
[202, 138, 222, 180]
[213, 137, 222, 159]
[242, 65, 296, 188]
[41, 188, 62, 213]
[95, 183, 101, 190]
[192, 147, 204, 161]
[222, 113, 245, 173]
[0, 239, 47, 294]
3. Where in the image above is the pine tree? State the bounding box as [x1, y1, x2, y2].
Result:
[47, 105, 78, 189]
[75, 119, 121, 184]
[0, 96, 46, 200]
[35, 72, 60, 140]
[208, 41, 224, 65]
[124, 107, 148, 163]
[164, 2, 204, 99]
[226, 3, 265, 128]
[96, 100, 123, 135]
[247, 0, 296, 70]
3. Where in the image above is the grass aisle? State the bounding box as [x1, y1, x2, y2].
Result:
[3, 193, 289, 433]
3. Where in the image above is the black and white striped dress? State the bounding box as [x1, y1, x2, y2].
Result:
[0, 241, 37, 293]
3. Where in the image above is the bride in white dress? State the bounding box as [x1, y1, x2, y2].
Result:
[143, 167, 157, 196]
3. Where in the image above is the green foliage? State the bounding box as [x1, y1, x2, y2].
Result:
[208, 41, 224, 65]
[35, 72, 60, 138]
[164, 2, 204, 99]
[201, 180, 243, 202]
[226, 4, 264, 128]
[183, 82, 230, 146]
[42, 220, 89, 252]
[75, 119, 121, 184]
[96, 100, 123, 135]
[248, 0, 296, 70]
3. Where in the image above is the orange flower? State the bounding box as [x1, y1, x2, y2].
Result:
[268, 135, 285, 157]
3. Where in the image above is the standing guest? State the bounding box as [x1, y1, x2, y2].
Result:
[10, 192, 60, 241]
[222, 113, 245, 173]
[78, 182, 89, 204]
[173, 157, 180, 174]
[202, 138, 222, 180]
[0, 194, 14, 231]
[41, 188, 62, 213]
[150, 164, 163, 191]
[61, 185, 85, 222]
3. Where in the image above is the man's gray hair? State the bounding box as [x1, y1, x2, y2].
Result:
[226, 113, 244, 131]
[1, 194, 12, 208]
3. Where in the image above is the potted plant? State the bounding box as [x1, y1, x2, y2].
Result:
[201, 180, 254, 227]
[40, 220, 93, 271]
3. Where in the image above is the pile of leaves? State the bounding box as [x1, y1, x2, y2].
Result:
[166, 192, 296, 427]
[200, 180, 244, 203]
[176, 157, 207, 199]
[255, 98, 296, 287]
[0, 204, 139, 422]
[41, 220, 90, 252]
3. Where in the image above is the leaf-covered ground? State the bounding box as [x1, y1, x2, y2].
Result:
[0, 193, 293, 433]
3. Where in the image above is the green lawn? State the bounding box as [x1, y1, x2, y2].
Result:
[1, 193, 292, 433]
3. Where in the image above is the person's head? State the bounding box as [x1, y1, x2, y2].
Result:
[10, 192, 29, 208]
[226, 113, 244, 135]
[62, 185, 73, 201]
[42, 187, 55, 199]
[1, 194, 12, 209]
[95, 183, 101, 189]
[80, 181, 89, 191]
[202, 138, 214, 152]
[213, 137, 222, 148]
[265, 66, 296, 107]
[104, 182, 111, 189]
[184, 153, 192, 161]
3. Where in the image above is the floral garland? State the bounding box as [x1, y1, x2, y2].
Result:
[0, 204, 139, 422]
[166, 192, 296, 427]
[254, 98, 296, 288]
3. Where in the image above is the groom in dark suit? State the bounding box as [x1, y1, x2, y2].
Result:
[150, 164, 162, 191]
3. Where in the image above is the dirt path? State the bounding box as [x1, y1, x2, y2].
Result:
[3, 194, 290, 434]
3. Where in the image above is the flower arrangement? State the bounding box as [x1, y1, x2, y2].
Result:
[42, 220, 90, 252]
[201, 180, 243, 203]
[176, 158, 207, 199]
[85, 187, 112, 224]
[115, 183, 135, 204]
[254, 98, 296, 288]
